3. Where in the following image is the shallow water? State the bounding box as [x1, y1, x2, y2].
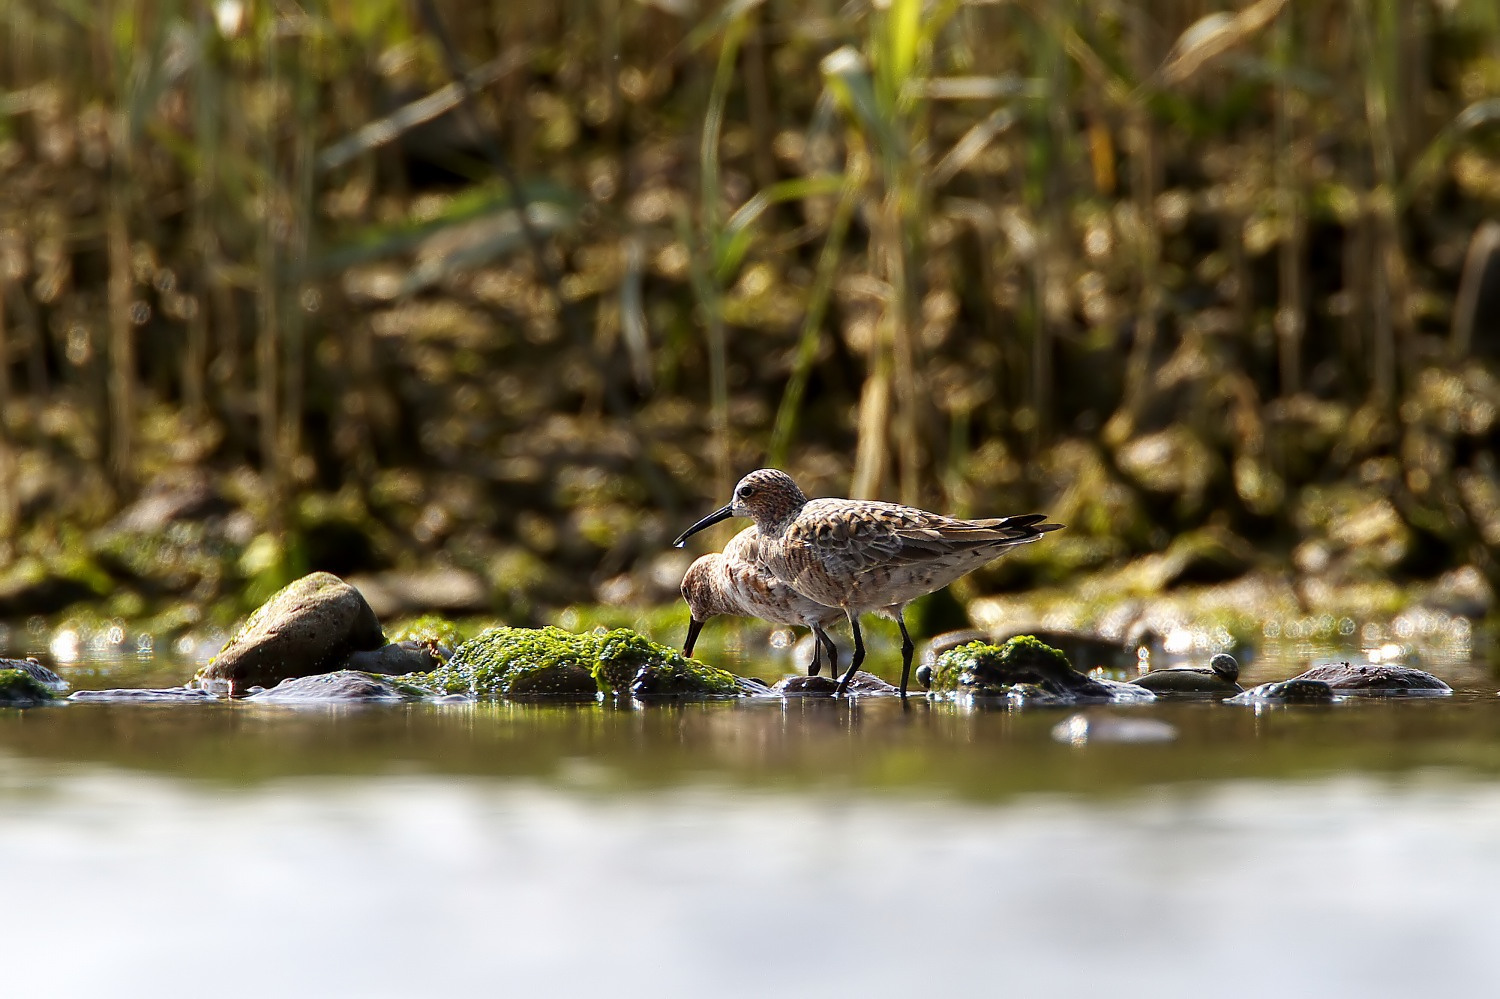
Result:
[3, 639, 1500, 996]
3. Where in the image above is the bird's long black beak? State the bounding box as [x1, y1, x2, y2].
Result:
[672, 504, 734, 548]
[683, 617, 704, 657]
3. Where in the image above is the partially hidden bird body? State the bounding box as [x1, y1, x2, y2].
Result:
[674, 469, 1062, 698]
[680, 526, 843, 676]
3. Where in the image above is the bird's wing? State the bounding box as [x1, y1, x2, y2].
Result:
[790, 500, 1061, 575]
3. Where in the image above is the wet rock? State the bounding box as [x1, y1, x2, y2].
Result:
[1052, 713, 1178, 745]
[0, 666, 58, 706]
[0, 657, 68, 693]
[343, 639, 450, 675]
[346, 568, 490, 618]
[1131, 653, 1243, 695]
[194, 572, 386, 694]
[924, 635, 1124, 700]
[773, 671, 899, 696]
[247, 670, 432, 703]
[70, 686, 217, 703]
[1290, 661, 1450, 694]
[1227, 679, 1338, 704]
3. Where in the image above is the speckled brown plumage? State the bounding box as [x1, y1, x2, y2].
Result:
[674, 468, 1062, 698]
[680, 527, 843, 676]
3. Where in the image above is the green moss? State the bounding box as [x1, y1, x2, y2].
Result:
[0, 668, 56, 706]
[388, 614, 465, 651]
[594, 628, 670, 692]
[927, 635, 1077, 694]
[629, 656, 742, 700]
[420, 625, 740, 700]
[597, 627, 740, 699]
[425, 626, 603, 697]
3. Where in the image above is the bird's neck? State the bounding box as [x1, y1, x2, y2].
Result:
[755, 507, 801, 541]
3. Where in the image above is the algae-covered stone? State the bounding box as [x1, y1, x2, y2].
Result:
[426, 625, 744, 700]
[431, 626, 601, 698]
[195, 572, 386, 694]
[629, 656, 741, 700]
[248, 670, 433, 702]
[0, 657, 68, 693]
[925, 635, 1113, 699]
[0, 667, 57, 706]
[590, 626, 737, 699]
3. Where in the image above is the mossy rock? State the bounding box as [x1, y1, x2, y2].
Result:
[925, 635, 1112, 699]
[0, 668, 57, 707]
[426, 625, 739, 700]
[431, 625, 600, 698]
[629, 656, 741, 700]
[0, 657, 68, 693]
[594, 628, 740, 700]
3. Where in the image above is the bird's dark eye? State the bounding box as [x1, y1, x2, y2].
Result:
[738, 485, 755, 499]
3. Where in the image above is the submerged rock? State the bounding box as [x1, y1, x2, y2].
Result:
[773, 671, 899, 696]
[923, 636, 1127, 701]
[1131, 653, 1244, 695]
[70, 686, 217, 703]
[0, 657, 68, 693]
[194, 572, 386, 694]
[1290, 661, 1450, 694]
[1227, 679, 1338, 704]
[0, 666, 58, 706]
[248, 670, 433, 702]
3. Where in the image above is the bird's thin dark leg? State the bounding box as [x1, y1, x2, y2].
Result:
[808, 628, 823, 676]
[835, 611, 863, 697]
[817, 627, 839, 681]
[684, 617, 704, 658]
[896, 610, 915, 701]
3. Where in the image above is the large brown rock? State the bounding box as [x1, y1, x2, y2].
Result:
[195, 573, 385, 694]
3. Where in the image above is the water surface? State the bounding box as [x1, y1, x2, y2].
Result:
[3, 640, 1499, 997]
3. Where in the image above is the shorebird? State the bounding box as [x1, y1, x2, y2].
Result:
[680, 526, 843, 677]
[673, 469, 1062, 699]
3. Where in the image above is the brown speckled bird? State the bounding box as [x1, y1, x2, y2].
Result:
[674, 469, 1062, 698]
[680, 526, 843, 677]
